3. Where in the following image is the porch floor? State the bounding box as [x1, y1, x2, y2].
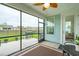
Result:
[21, 46, 63, 56]
[0, 38, 38, 56]
[14, 41, 63, 56]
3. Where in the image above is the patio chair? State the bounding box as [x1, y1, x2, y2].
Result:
[58, 43, 79, 56]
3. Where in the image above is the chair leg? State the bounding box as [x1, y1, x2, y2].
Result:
[67, 53, 70, 56]
[63, 50, 66, 56]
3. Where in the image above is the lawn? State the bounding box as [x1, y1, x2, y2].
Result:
[32, 34, 38, 38]
[0, 37, 20, 42]
[0, 30, 20, 36]
[0, 30, 38, 43]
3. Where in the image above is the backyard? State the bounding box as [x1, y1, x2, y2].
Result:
[0, 30, 38, 43]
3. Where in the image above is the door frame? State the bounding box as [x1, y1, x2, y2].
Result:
[62, 15, 75, 44]
[38, 18, 45, 42]
[61, 15, 65, 44]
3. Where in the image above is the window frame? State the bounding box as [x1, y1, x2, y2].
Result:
[46, 17, 55, 34]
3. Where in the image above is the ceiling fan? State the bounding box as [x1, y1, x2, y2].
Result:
[34, 3, 58, 11]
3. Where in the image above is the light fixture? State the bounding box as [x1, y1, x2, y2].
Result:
[43, 3, 50, 8]
[34, 3, 58, 11]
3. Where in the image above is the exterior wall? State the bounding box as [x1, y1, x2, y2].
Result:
[45, 14, 62, 44]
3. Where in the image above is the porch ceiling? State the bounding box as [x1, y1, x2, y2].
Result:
[25, 3, 79, 16]
[5, 3, 79, 18]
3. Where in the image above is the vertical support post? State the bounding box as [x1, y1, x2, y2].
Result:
[20, 11, 22, 51]
[0, 40, 1, 46]
[38, 18, 40, 43]
[43, 19, 45, 41]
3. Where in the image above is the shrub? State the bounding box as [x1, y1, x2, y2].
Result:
[15, 37, 18, 41]
[75, 35, 79, 45]
[4, 39, 8, 43]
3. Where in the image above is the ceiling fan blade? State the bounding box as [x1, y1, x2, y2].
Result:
[43, 7, 47, 11]
[34, 3, 44, 6]
[50, 3, 58, 8]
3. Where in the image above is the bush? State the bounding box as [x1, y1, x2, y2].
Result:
[4, 39, 8, 43]
[75, 35, 79, 45]
[15, 37, 18, 41]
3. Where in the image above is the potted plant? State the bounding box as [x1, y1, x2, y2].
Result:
[75, 35, 79, 45]
[75, 35, 79, 51]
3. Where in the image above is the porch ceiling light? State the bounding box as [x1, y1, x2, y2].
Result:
[43, 3, 50, 8]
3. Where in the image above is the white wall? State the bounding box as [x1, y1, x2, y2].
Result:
[75, 15, 79, 36]
[45, 14, 62, 44]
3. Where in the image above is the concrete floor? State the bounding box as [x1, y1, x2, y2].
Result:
[0, 38, 38, 56]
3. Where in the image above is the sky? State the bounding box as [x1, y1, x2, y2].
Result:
[0, 4, 43, 27]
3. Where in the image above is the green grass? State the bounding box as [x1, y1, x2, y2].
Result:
[0, 30, 20, 42]
[0, 30, 20, 36]
[0, 37, 20, 42]
[0, 30, 38, 43]
[32, 34, 38, 38]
